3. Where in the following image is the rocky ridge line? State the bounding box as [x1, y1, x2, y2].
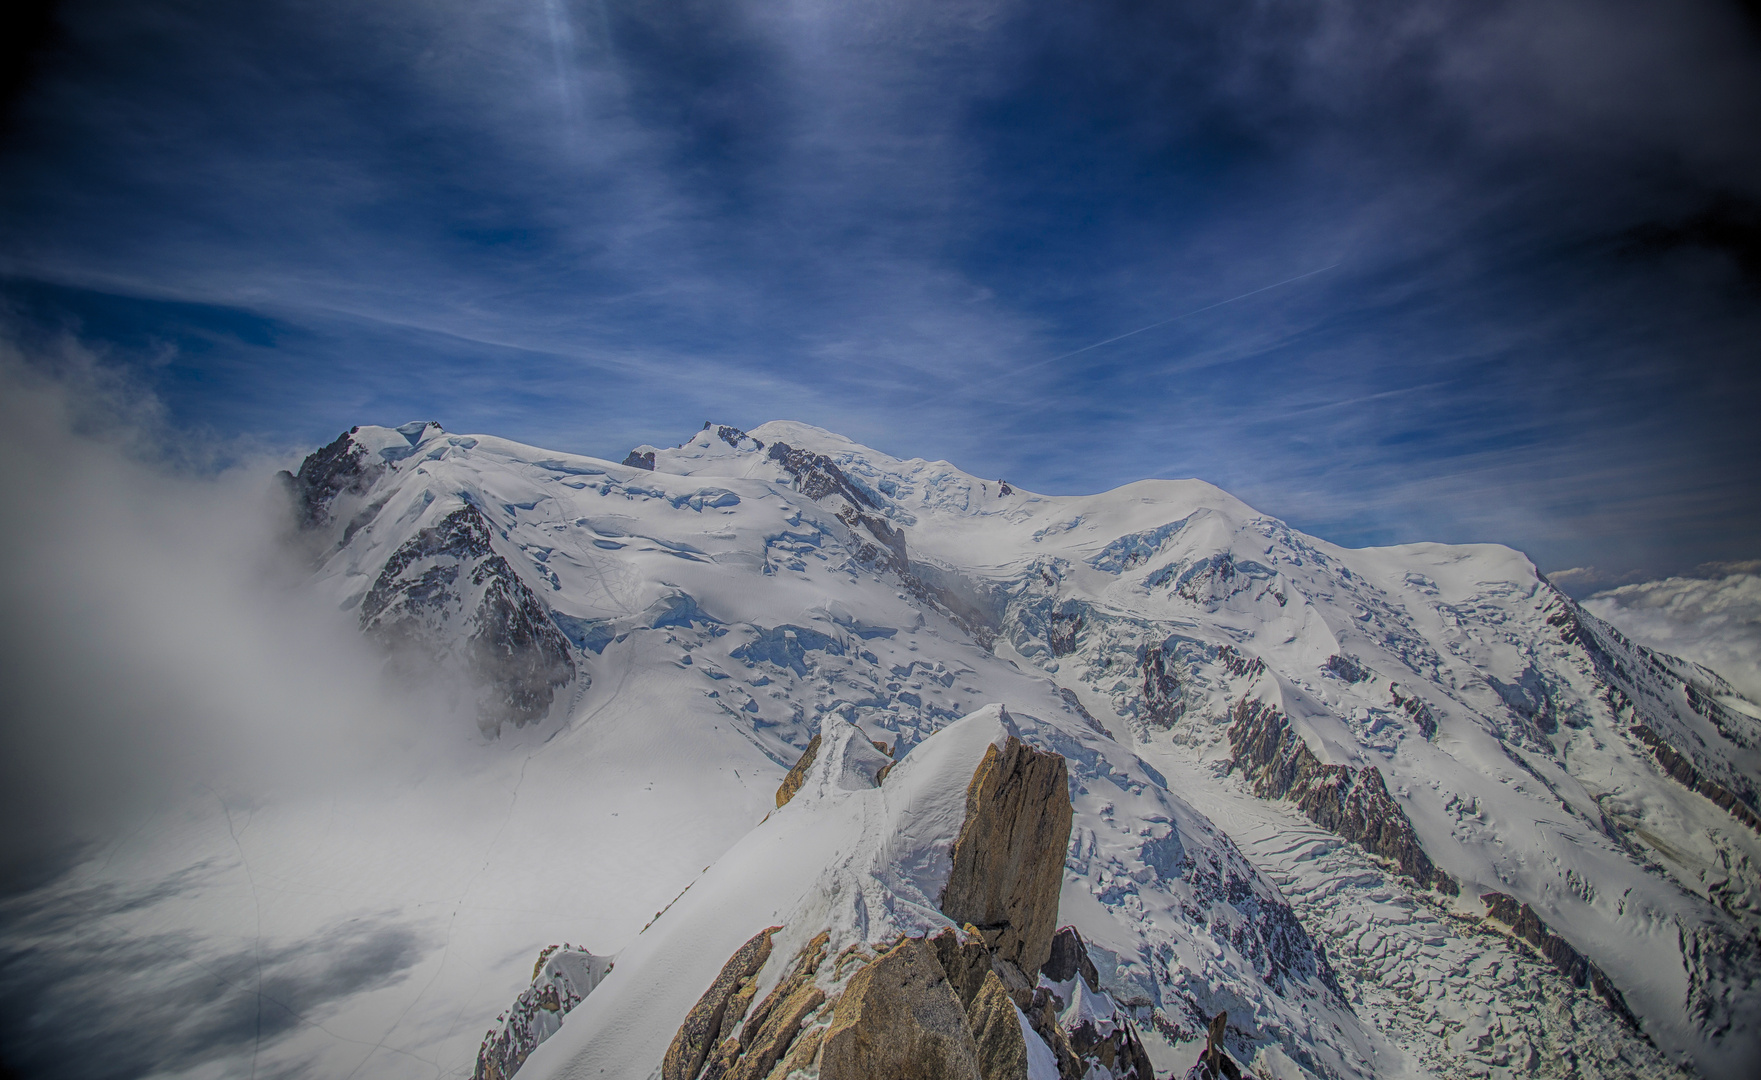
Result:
[656, 736, 1165, 1080]
[1226, 698, 1456, 895]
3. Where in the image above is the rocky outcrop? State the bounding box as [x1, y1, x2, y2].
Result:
[967, 971, 1034, 1080]
[1629, 723, 1761, 834]
[473, 945, 613, 1080]
[360, 502, 576, 729]
[1227, 698, 1455, 894]
[775, 733, 822, 807]
[1139, 643, 1184, 727]
[1323, 654, 1369, 684]
[660, 741, 1165, 1080]
[280, 427, 387, 530]
[622, 449, 656, 470]
[1034, 926, 1154, 1080]
[821, 937, 983, 1080]
[1047, 611, 1082, 657]
[1214, 645, 1265, 681]
[661, 927, 779, 1080]
[940, 735, 1073, 975]
[717, 425, 764, 451]
[1389, 683, 1438, 739]
[1041, 927, 1099, 993]
[767, 441, 909, 573]
[1481, 893, 1638, 1028]
[1184, 1011, 1243, 1080]
[696, 932, 830, 1080]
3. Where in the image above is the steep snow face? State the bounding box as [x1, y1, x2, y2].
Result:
[638, 420, 1761, 1079]
[281, 422, 1384, 1078]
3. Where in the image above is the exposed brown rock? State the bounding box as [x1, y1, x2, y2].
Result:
[766, 1024, 826, 1080]
[928, 927, 994, 1011]
[966, 971, 1031, 1080]
[939, 736, 1074, 976]
[727, 982, 824, 1080]
[1041, 927, 1099, 993]
[702, 932, 830, 1080]
[1481, 892, 1638, 1028]
[663, 927, 781, 1080]
[776, 733, 821, 808]
[1629, 723, 1761, 834]
[1227, 698, 1456, 895]
[739, 933, 830, 1053]
[1184, 1011, 1242, 1080]
[819, 937, 982, 1080]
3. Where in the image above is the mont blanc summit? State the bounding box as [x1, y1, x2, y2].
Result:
[260, 418, 1759, 1080]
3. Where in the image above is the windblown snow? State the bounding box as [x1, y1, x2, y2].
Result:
[3, 419, 1756, 1080]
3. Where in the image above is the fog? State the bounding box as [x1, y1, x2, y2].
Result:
[0, 343, 467, 884]
[1585, 567, 1761, 705]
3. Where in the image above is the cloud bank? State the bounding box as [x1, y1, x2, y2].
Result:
[0, 344, 468, 882]
[1585, 570, 1761, 704]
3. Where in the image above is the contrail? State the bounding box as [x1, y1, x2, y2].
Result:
[1000, 263, 1341, 381]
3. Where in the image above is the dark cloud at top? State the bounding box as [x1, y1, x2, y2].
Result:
[0, 0, 1757, 577]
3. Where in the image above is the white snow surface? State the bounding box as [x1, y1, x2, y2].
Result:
[518, 706, 1017, 1080]
[7, 418, 1758, 1080]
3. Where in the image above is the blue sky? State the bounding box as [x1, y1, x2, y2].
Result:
[1, 0, 1758, 585]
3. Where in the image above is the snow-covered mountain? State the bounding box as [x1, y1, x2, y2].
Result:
[266, 419, 1761, 1080]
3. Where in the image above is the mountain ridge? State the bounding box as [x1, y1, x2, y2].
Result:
[271, 417, 1760, 1079]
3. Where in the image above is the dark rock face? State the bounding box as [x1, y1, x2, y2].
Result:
[1481, 893, 1639, 1028]
[775, 732, 821, 808]
[716, 425, 764, 451]
[1042, 927, 1100, 992]
[1629, 723, 1761, 834]
[1035, 927, 1154, 1080]
[280, 428, 386, 530]
[360, 503, 576, 729]
[1389, 684, 1438, 739]
[997, 481, 1013, 497]
[1139, 643, 1184, 727]
[1214, 645, 1265, 681]
[767, 441, 908, 572]
[661, 928, 779, 1080]
[1227, 698, 1455, 894]
[1047, 612, 1082, 658]
[622, 449, 656, 470]
[1057, 688, 1110, 737]
[821, 937, 982, 1080]
[768, 441, 877, 508]
[473, 945, 613, 1080]
[1322, 654, 1370, 684]
[940, 735, 1073, 976]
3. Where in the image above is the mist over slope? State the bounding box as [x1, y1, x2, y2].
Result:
[1, 404, 1756, 1080]
[1584, 570, 1761, 705]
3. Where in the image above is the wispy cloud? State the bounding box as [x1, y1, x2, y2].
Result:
[0, 0, 1757, 576]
